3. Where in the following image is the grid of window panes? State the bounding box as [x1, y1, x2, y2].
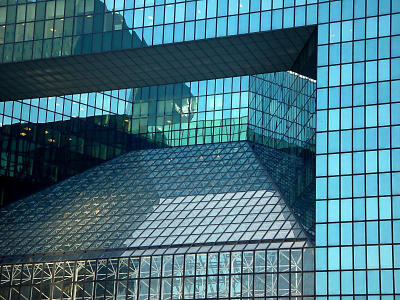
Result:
[0, 247, 315, 300]
[315, 0, 400, 297]
[248, 71, 316, 154]
[0, 88, 135, 206]
[253, 142, 315, 237]
[0, 141, 311, 260]
[0, 0, 319, 63]
[1, 71, 316, 206]
[6, 0, 400, 298]
[131, 76, 249, 146]
[0, 75, 251, 205]
[246, 71, 316, 236]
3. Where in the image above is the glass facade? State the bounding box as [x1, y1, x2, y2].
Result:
[0, 248, 315, 299]
[315, 0, 400, 297]
[0, 142, 312, 258]
[0, 0, 318, 63]
[0, 142, 315, 299]
[1, 72, 315, 207]
[248, 72, 316, 154]
[0, 0, 400, 298]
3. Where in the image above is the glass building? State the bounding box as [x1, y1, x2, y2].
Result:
[0, 0, 399, 298]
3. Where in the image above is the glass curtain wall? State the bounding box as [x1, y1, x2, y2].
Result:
[0, 0, 318, 63]
[0, 140, 315, 300]
[0, 71, 315, 206]
[4, 0, 400, 298]
[248, 71, 316, 154]
[315, 0, 400, 297]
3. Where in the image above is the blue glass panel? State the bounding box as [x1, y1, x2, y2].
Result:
[354, 222, 366, 245]
[341, 271, 353, 294]
[381, 270, 394, 294]
[354, 271, 366, 294]
[379, 221, 392, 243]
[316, 272, 327, 295]
[367, 270, 380, 294]
[328, 271, 340, 295]
[340, 247, 352, 269]
[341, 223, 352, 245]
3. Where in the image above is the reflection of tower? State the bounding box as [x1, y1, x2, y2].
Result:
[72, 0, 143, 55]
[132, 83, 196, 126]
[128, 81, 197, 148]
[3, 0, 145, 60]
[69, 0, 197, 135]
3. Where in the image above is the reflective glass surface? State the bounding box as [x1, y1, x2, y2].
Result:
[0, 0, 318, 63]
[315, 0, 400, 297]
[0, 72, 315, 208]
[249, 71, 316, 153]
[1, 0, 400, 298]
[0, 141, 311, 262]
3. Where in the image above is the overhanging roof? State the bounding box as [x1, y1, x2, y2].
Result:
[0, 26, 316, 101]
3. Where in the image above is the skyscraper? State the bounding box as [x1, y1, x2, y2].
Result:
[0, 0, 399, 298]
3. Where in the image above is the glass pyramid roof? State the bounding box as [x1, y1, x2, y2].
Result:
[0, 142, 311, 264]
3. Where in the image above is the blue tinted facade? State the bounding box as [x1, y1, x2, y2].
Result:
[0, 0, 317, 63]
[0, 73, 314, 207]
[0, 142, 316, 299]
[0, 0, 399, 298]
[315, 0, 400, 297]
